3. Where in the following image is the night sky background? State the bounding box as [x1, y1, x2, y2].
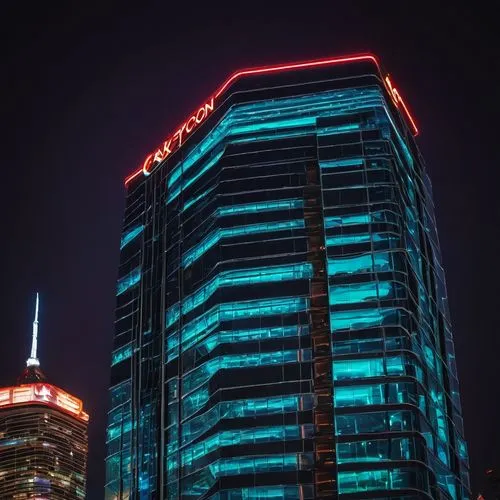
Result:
[2, 2, 499, 498]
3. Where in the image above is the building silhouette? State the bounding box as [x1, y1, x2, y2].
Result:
[106, 54, 470, 499]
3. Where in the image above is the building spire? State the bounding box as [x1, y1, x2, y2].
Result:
[26, 293, 40, 367]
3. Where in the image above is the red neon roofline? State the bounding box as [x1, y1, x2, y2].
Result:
[213, 54, 380, 99]
[125, 53, 417, 185]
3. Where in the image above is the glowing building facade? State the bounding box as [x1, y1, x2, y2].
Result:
[107, 55, 470, 499]
[0, 295, 89, 499]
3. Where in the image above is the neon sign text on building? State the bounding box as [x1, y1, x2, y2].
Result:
[142, 97, 215, 176]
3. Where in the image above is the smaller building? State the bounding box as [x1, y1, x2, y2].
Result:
[0, 294, 89, 499]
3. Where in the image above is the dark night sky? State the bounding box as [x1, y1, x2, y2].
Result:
[1, 2, 499, 498]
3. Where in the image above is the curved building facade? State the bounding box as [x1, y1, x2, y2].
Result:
[106, 55, 470, 499]
[0, 381, 89, 499]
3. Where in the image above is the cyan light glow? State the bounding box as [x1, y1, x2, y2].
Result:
[182, 186, 216, 213]
[182, 219, 305, 268]
[120, 225, 144, 249]
[328, 252, 391, 275]
[182, 262, 312, 315]
[112, 73, 469, 499]
[166, 87, 386, 205]
[111, 343, 133, 366]
[208, 486, 300, 499]
[180, 296, 309, 352]
[167, 325, 308, 363]
[116, 267, 141, 296]
[329, 281, 392, 304]
[181, 454, 300, 496]
[326, 232, 397, 246]
[182, 394, 310, 445]
[330, 307, 397, 331]
[216, 199, 303, 217]
[320, 158, 364, 168]
[181, 425, 302, 468]
[183, 350, 304, 394]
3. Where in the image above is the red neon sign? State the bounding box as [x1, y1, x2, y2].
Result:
[125, 54, 418, 185]
[0, 383, 89, 422]
[141, 97, 216, 177]
[384, 76, 419, 135]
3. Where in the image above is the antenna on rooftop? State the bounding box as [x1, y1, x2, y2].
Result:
[26, 293, 40, 367]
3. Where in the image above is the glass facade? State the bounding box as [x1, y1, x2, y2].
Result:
[0, 388, 88, 499]
[107, 56, 470, 499]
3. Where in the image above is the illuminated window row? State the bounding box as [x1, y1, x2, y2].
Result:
[167, 324, 308, 364]
[120, 225, 144, 250]
[331, 306, 401, 331]
[181, 425, 309, 470]
[327, 251, 393, 276]
[326, 232, 398, 247]
[182, 394, 313, 446]
[183, 349, 308, 395]
[216, 199, 303, 217]
[337, 437, 415, 464]
[182, 219, 305, 268]
[182, 186, 216, 213]
[336, 409, 416, 436]
[324, 209, 401, 229]
[320, 158, 364, 169]
[338, 467, 430, 494]
[334, 382, 426, 412]
[181, 454, 302, 497]
[179, 297, 309, 353]
[166, 87, 384, 195]
[111, 343, 133, 366]
[116, 267, 141, 296]
[107, 418, 133, 442]
[330, 281, 393, 305]
[208, 485, 301, 500]
[182, 262, 312, 316]
[168, 151, 225, 202]
[165, 263, 311, 330]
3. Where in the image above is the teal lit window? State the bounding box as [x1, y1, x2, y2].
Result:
[216, 199, 303, 217]
[183, 350, 304, 394]
[183, 219, 305, 268]
[328, 252, 392, 275]
[181, 425, 305, 469]
[116, 267, 141, 296]
[120, 225, 144, 249]
[320, 157, 364, 168]
[182, 262, 312, 315]
[208, 486, 300, 499]
[329, 281, 392, 305]
[111, 343, 133, 366]
[330, 307, 398, 331]
[333, 358, 384, 380]
[180, 296, 308, 353]
[166, 86, 386, 205]
[182, 186, 216, 212]
[182, 394, 311, 445]
[334, 384, 384, 407]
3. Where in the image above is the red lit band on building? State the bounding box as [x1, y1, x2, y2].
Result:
[0, 383, 89, 422]
[125, 54, 418, 185]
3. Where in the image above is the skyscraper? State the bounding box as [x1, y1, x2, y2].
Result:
[0, 294, 89, 499]
[107, 54, 470, 499]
